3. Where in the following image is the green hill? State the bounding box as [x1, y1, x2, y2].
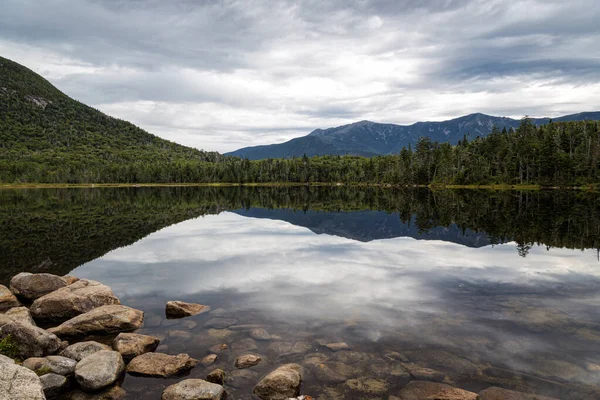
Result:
[0, 56, 221, 183]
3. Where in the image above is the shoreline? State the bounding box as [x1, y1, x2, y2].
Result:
[0, 182, 597, 191]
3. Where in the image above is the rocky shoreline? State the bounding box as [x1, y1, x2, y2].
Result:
[0, 272, 589, 399]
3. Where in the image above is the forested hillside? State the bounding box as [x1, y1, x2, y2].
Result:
[0, 56, 221, 182]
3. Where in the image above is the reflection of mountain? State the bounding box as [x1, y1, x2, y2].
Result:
[232, 208, 494, 247]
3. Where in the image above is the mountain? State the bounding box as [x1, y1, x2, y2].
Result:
[0, 56, 221, 182]
[226, 112, 600, 159]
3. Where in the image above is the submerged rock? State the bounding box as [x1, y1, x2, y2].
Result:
[4, 306, 36, 325]
[479, 386, 558, 400]
[231, 337, 258, 353]
[250, 328, 272, 340]
[0, 315, 62, 358]
[40, 373, 69, 399]
[10, 272, 67, 301]
[325, 342, 350, 351]
[207, 368, 226, 385]
[344, 377, 389, 395]
[0, 284, 21, 311]
[62, 386, 126, 399]
[74, 350, 125, 392]
[396, 381, 479, 400]
[31, 279, 120, 320]
[165, 301, 211, 318]
[201, 354, 218, 367]
[253, 363, 304, 400]
[112, 332, 159, 362]
[127, 352, 198, 377]
[162, 379, 225, 400]
[48, 305, 144, 338]
[204, 317, 238, 329]
[236, 353, 263, 369]
[226, 369, 260, 389]
[0, 356, 46, 399]
[23, 355, 77, 376]
[61, 341, 112, 361]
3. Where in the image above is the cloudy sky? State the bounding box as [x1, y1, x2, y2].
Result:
[1, 0, 599, 152]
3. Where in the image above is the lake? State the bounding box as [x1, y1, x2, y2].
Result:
[2, 186, 600, 399]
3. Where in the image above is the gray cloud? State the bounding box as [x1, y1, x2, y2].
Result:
[1, 0, 599, 151]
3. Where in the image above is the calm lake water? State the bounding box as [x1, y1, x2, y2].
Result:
[2, 187, 600, 399]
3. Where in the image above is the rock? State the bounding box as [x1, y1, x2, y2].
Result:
[231, 337, 258, 353]
[253, 363, 304, 400]
[169, 329, 192, 339]
[61, 341, 112, 361]
[207, 368, 226, 385]
[325, 342, 350, 351]
[204, 317, 237, 329]
[48, 305, 144, 338]
[401, 362, 448, 383]
[404, 350, 479, 379]
[226, 369, 259, 388]
[0, 284, 21, 311]
[40, 373, 69, 399]
[30, 279, 120, 320]
[112, 333, 159, 362]
[181, 320, 198, 329]
[267, 341, 312, 359]
[62, 386, 126, 399]
[10, 272, 67, 301]
[207, 329, 234, 339]
[127, 352, 198, 377]
[23, 355, 77, 376]
[0, 358, 46, 399]
[236, 354, 262, 368]
[250, 328, 272, 340]
[201, 354, 218, 367]
[208, 343, 229, 353]
[162, 379, 225, 400]
[0, 315, 62, 358]
[74, 350, 125, 392]
[344, 377, 389, 394]
[311, 362, 348, 383]
[165, 301, 211, 318]
[396, 381, 479, 400]
[332, 350, 367, 364]
[4, 306, 36, 325]
[479, 386, 558, 400]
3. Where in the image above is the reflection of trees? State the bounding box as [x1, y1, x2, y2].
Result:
[1, 186, 598, 283]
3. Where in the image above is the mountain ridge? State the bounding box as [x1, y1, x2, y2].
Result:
[227, 111, 600, 159]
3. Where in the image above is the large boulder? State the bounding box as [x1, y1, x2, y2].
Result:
[396, 381, 480, 400]
[4, 306, 36, 326]
[60, 341, 112, 361]
[40, 372, 69, 399]
[0, 284, 21, 311]
[165, 301, 211, 318]
[0, 355, 46, 399]
[479, 386, 558, 400]
[23, 355, 77, 376]
[74, 350, 125, 392]
[0, 314, 62, 358]
[127, 352, 198, 377]
[112, 332, 160, 362]
[31, 279, 120, 321]
[253, 364, 304, 400]
[162, 379, 225, 400]
[10, 272, 67, 301]
[48, 305, 144, 338]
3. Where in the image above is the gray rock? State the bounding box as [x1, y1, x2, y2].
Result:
[48, 305, 144, 338]
[4, 306, 36, 326]
[126, 352, 198, 377]
[40, 373, 69, 399]
[235, 353, 262, 369]
[162, 379, 225, 400]
[23, 355, 77, 376]
[0, 284, 21, 312]
[31, 279, 120, 320]
[397, 381, 479, 400]
[60, 341, 112, 361]
[10, 272, 67, 300]
[112, 333, 159, 362]
[165, 301, 211, 318]
[204, 317, 237, 329]
[253, 363, 304, 400]
[0, 357, 46, 399]
[207, 368, 226, 385]
[0, 315, 62, 358]
[74, 350, 125, 392]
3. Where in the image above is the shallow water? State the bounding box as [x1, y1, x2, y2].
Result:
[2, 187, 600, 399]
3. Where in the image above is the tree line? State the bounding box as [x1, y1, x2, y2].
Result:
[1, 118, 599, 186]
